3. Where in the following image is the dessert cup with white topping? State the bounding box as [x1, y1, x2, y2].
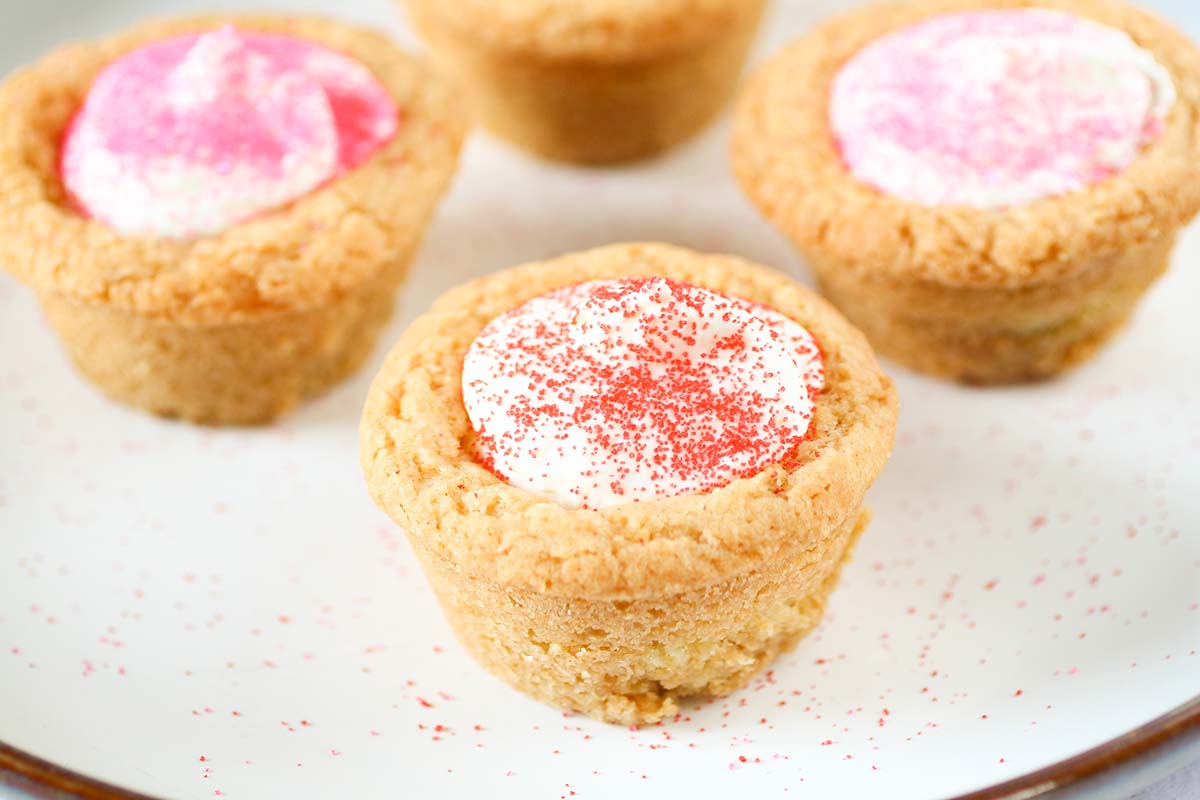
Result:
[0, 16, 465, 423]
[360, 243, 898, 724]
[733, 0, 1200, 383]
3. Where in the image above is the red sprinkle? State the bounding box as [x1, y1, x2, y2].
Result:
[462, 278, 824, 509]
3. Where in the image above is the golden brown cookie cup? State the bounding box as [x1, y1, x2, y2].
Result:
[0, 15, 466, 424]
[360, 243, 898, 724]
[401, 0, 767, 164]
[732, 0, 1200, 384]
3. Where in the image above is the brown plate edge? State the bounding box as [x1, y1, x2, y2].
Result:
[949, 694, 1200, 800]
[1, 694, 1198, 800]
[0, 744, 162, 800]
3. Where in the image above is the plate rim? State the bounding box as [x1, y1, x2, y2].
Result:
[1, 695, 1196, 800]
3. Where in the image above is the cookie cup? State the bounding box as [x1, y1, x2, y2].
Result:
[401, 0, 767, 163]
[732, 0, 1200, 383]
[360, 243, 898, 724]
[0, 15, 466, 424]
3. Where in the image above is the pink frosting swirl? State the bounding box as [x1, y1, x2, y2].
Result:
[61, 26, 398, 238]
[829, 10, 1175, 208]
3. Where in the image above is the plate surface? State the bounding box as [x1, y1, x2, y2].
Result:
[1, 1, 1198, 799]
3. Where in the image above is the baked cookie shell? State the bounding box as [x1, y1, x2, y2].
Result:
[360, 243, 898, 600]
[402, 0, 762, 62]
[401, 0, 766, 163]
[414, 505, 869, 724]
[732, 0, 1200, 290]
[0, 14, 466, 325]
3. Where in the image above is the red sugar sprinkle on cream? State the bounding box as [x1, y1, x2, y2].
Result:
[462, 278, 824, 509]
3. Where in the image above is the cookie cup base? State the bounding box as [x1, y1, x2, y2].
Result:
[38, 252, 412, 425]
[808, 235, 1173, 383]
[415, 508, 868, 726]
[405, 1, 765, 164]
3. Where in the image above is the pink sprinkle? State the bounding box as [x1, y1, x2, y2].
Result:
[830, 9, 1173, 207]
[67, 28, 393, 173]
[60, 26, 398, 238]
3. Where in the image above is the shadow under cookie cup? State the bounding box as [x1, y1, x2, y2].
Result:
[0, 15, 467, 424]
[731, 0, 1200, 384]
[400, 0, 768, 164]
[359, 243, 898, 724]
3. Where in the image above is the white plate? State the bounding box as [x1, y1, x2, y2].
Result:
[2, 1, 1198, 799]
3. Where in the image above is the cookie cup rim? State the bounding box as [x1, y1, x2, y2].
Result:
[359, 242, 899, 600]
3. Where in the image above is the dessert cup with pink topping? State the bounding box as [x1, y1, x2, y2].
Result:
[733, 0, 1200, 383]
[360, 243, 898, 724]
[0, 16, 465, 423]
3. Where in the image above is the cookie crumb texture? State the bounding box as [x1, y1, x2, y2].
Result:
[361, 244, 898, 723]
[422, 508, 868, 725]
[812, 234, 1175, 383]
[0, 15, 466, 424]
[732, 0, 1200, 383]
[39, 254, 409, 424]
[403, 0, 766, 163]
